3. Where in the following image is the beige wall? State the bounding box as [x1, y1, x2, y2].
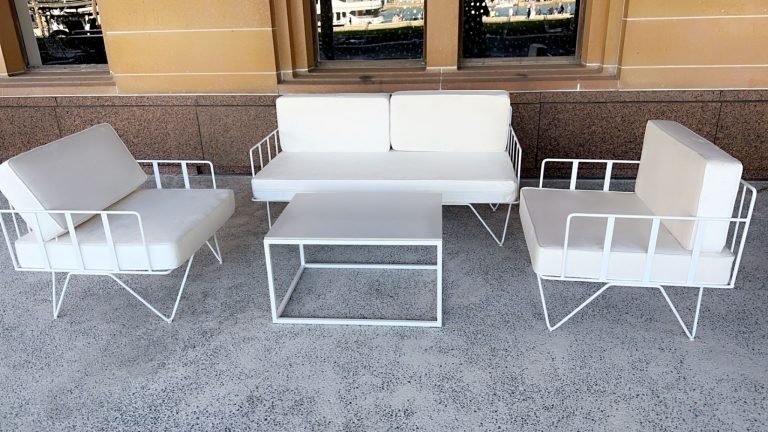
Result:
[1, 0, 767, 92]
[98, 0, 279, 94]
[618, 0, 768, 89]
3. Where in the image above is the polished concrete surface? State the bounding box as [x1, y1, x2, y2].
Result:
[1, 177, 766, 431]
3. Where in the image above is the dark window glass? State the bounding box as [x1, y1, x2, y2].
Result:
[316, 0, 425, 61]
[462, 0, 581, 59]
[21, 0, 107, 65]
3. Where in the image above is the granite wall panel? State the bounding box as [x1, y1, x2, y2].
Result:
[715, 102, 768, 178]
[55, 106, 202, 160]
[0, 92, 765, 179]
[197, 105, 278, 173]
[0, 107, 60, 160]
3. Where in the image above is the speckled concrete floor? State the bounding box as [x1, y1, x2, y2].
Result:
[1, 177, 766, 431]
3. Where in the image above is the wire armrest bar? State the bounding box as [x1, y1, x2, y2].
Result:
[136, 159, 217, 190]
[249, 129, 280, 177]
[0, 208, 165, 275]
[556, 180, 757, 288]
[508, 126, 523, 195]
[539, 158, 641, 191]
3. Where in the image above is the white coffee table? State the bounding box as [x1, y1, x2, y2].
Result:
[263, 192, 443, 327]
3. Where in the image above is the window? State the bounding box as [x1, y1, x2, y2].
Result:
[14, 0, 107, 66]
[462, 0, 581, 60]
[315, 0, 425, 62]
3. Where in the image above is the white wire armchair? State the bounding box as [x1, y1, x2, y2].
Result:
[522, 121, 756, 340]
[0, 124, 234, 323]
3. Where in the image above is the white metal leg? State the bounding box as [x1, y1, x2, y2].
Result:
[266, 202, 273, 228]
[468, 203, 513, 246]
[264, 242, 443, 327]
[107, 254, 195, 324]
[537, 275, 613, 331]
[205, 232, 222, 264]
[658, 286, 704, 341]
[436, 244, 443, 327]
[50, 255, 197, 324]
[263, 242, 278, 322]
[537, 274, 708, 340]
[51, 272, 73, 319]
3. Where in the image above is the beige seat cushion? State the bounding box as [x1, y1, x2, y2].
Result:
[635, 120, 743, 252]
[520, 188, 734, 285]
[15, 188, 235, 272]
[251, 151, 519, 204]
[0, 124, 147, 241]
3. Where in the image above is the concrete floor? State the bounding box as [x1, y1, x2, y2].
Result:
[1, 177, 767, 431]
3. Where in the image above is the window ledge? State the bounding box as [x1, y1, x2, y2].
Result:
[279, 63, 617, 93]
[0, 67, 116, 96]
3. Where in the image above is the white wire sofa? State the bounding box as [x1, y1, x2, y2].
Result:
[521, 120, 756, 340]
[0, 124, 235, 323]
[249, 91, 523, 246]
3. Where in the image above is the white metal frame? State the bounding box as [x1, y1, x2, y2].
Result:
[249, 126, 523, 246]
[0, 160, 223, 323]
[264, 239, 443, 327]
[534, 158, 757, 340]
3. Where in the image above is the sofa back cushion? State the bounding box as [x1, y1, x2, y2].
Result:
[276, 94, 391, 152]
[390, 90, 511, 152]
[635, 120, 743, 252]
[0, 123, 147, 241]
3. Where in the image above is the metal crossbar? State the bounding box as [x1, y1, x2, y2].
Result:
[250, 126, 524, 245]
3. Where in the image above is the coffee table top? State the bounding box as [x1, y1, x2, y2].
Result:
[264, 192, 442, 243]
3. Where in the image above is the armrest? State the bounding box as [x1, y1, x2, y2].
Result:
[136, 159, 217, 190]
[539, 158, 640, 190]
[249, 129, 280, 177]
[0, 208, 156, 273]
[508, 126, 523, 187]
[560, 180, 756, 286]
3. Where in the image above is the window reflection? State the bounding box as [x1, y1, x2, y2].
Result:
[316, 0, 425, 62]
[22, 0, 107, 65]
[462, 0, 581, 59]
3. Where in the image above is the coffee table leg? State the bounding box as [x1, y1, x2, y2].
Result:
[436, 242, 443, 327]
[264, 241, 278, 322]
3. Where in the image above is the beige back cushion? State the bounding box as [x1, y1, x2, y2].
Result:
[635, 120, 743, 252]
[276, 94, 391, 152]
[0, 124, 147, 241]
[390, 90, 511, 152]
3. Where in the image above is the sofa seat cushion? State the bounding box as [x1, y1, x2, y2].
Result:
[251, 151, 518, 204]
[520, 188, 734, 285]
[15, 188, 235, 272]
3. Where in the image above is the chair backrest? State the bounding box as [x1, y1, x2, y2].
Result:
[389, 90, 511, 152]
[635, 120, 743, 252]
[0, 123, 147, 241]
[276, 93, 391, 152]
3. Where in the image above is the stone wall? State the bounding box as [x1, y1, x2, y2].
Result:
[1, 90, 766, 178]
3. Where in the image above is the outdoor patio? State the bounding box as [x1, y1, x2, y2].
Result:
[1, 175, 766, 430]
